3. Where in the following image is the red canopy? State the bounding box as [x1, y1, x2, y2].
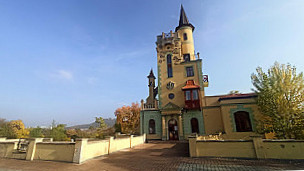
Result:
[182, 80, 200, 90]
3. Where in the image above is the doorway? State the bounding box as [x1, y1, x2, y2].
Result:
[168, 119, 179, 140]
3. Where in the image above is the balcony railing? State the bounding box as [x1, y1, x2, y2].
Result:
[141, 100, 159, 110]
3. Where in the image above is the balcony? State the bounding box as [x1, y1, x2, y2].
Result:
[141, 100, 159, 110]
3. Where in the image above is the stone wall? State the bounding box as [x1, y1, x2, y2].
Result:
[34, 142, 75, 162]
[189, 136, 304, 160]
[0, 134, 146, 164]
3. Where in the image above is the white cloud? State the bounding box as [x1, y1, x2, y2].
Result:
[50, 69, 73, 81]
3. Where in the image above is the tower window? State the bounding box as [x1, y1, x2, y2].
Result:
[183, 33, 188, 40]
[186, 66, 194, 77]
[167, 54, 173, 78]
[183, 54, 190, 62]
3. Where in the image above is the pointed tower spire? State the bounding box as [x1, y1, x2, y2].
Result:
[147, 68, 156, 79]
[175, 4, 195, 32]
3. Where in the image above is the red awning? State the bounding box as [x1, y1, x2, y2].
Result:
[182, 80, 200, 90]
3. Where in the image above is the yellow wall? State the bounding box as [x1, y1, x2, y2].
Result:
[34, 143, 75, 162]
[196, 141, 256, 158]
[220, 104, 261, 139]
[110, 137, 130, 152]
[189, 137, 304, 160]
[131, 136, 145, 147]
[147, 134, 161, 140]
[83, 140, 109, 161]
[177, 26, 195, 60]
[0, 142, 17, 158]
[0, 136, 146, 164]
[157, 27, 205, 110]
[262, 141, 304, 159]
[203, 96, 220, 107]
[203, 107, 224, 134]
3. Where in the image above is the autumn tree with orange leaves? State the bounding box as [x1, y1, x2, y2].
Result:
[115, 102, 140, 134]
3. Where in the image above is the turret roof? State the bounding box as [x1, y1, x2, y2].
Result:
[175, 5, 195, 32]
[147, 69, 156, 79]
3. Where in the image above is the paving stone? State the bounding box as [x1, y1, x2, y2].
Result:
[0, 141, 303, 171]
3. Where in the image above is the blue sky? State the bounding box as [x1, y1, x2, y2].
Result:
[0, 0, 303, 127]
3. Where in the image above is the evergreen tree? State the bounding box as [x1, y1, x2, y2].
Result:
[50, 124, 68, 141]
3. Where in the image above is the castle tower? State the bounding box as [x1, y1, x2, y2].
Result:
[156, 5, 205, 111]
[141, 5, 259, 142]
[141, 5, 206, 141]
[175, 5, 196, 61]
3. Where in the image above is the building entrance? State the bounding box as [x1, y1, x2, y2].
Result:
[168, 119, 179, 140]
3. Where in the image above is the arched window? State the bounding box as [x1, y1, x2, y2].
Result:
[149, 119, 156, 134]
[191, 118, 199, 133]
[234, 111, 252, 132]
[183, 33, 188, 40]
[167, 54, 173, 78]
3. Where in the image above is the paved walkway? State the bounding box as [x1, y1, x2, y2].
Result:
[0, 141, 303, 171]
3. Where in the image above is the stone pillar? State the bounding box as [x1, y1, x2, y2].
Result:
[141, 99, 144, 110]
[130, 135, 134, 148]
[73, 138, 88, 164]
[162, 116, 166, 140]
[108, 136, 114, 154]
[251, 135, 265, 159]
[143, 133, 146, 143]
[25, 138, 43, 161]
[178, 115, 184, 140]
[188, 136, 197, 157]
[140, 111, 143, 135]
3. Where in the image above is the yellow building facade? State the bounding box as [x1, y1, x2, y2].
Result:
[140, 5, 262, 140]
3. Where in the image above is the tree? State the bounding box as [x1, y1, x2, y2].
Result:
[114, 123, 121, 133]
[115, 102, 140, 134]
[95, 117, 107, 139]
[251, 62, 304, 139]
[95, 117, 107, 129]
[1, 120, 29, 139]
[50, 124, 69, 141]
[29, 127, 44, 138]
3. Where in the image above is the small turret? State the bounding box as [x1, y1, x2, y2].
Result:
[145, 69, 158, 109]
[176, 5, 196, 61]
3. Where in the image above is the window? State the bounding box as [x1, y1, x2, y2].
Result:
[184, 88, 200, 109]
[192, 90, 198, 100]
[191, 118, 199, 133]
[183, 33, 188, 40]
[149, 119, 156, 134]
[183, 54, 190, 62]
[167, 54, 173, 78]
[185, 91, 191, 100]
[234, 111, 252, 132]
[168, 93, 175, 99]
[186, 66, 194, 77]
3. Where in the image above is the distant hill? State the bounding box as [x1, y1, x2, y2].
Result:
[66, 118, 116, 130]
